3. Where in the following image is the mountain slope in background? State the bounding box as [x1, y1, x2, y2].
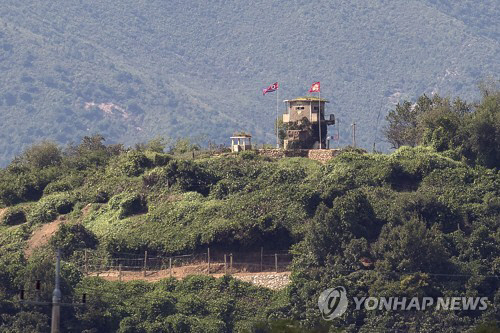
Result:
[0, 0, 498, 166]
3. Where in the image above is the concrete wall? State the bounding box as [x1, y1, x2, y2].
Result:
[287, 100, 324, 123]
[236, 272, 291, 290]
[257, 149, 340, 163]
[307, 149, 341, 163]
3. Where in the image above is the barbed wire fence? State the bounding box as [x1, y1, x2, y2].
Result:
[75, 248, 293, 281]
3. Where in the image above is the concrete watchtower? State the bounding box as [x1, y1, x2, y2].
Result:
[282, 96, 335, 149]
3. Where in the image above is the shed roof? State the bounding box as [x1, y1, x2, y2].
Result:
[230, 135, 252, 139]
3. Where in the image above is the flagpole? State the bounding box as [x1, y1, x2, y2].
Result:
[318, 89, 322, 149]
[276, 88, 279, 148]
[337, 118, 340, 148]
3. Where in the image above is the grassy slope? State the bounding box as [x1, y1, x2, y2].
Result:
[0, 147, 498, 331]
[0, 147, 497, 259]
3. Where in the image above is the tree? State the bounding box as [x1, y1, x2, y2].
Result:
[465, 91, 500, 168]
[384, 101, 421, 148]
[16, 141, 62, 169]
[135, 136, 170, 153]
[169, 138, 200, 155]
[372, 217, 449, 274]
[384, 94, 449, 149]
[420, 96, 470, 151]
[65, 134, 122, 169]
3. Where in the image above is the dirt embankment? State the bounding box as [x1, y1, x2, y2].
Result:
[24, 216, 66, 258]
[24, 204, 95, 258]
[0, 208, 7, 221]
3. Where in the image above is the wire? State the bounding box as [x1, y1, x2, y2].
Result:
[78, 250, 499, 279]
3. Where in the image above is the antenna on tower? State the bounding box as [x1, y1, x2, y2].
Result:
[351, 122, 356, 148]
[373, 98, 384, 152]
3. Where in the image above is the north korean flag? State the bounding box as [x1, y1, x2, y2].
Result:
[263, 82, 279, 95]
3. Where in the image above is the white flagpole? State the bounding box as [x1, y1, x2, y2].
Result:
[276, 87, 279, 148]
[318, 88, 322, 149]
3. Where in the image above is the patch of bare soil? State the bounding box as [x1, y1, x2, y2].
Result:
[81, 203, 100, 219]
[87, 263, 292, 289]
[24, 216, 66, 258]
[0, 208, 7, 222]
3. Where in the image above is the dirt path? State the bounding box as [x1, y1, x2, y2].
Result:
[24, 216, 66, 258]
[89, 267, 291, 289]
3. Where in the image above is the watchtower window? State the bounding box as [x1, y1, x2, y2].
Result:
[295, 106, 305, 110]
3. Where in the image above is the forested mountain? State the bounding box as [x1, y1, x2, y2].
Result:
[0, 0, 499, 166]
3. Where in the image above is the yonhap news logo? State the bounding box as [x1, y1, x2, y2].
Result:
[318, 286, 348, 320]
[318, 286, 489, 321]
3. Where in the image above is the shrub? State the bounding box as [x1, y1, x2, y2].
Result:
[390, 146, 461, 179]
[0, 181, 20, 206]
[1, 208, 27, 226]
[0, 170, 53, 205]
[29, 194, 75, 224]
[43, 180, 72, 195]
[239, 150, 258, 160]
[143, 160, 215, 195]
[387, 146, 463, 191]
[148, 152, 172, 167]
[112, 193, 148, 219]
[268, 166, 307, 184]
[320, 152, 392, 200]
[108, 151, 153, 177]
[94, 190, 110, 203]
[43, 173, 85, 195]
[49, 223, 98, 258]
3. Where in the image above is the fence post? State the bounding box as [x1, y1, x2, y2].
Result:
[143, 251, 148, 277]
[275, 253, 278, 273]
[84, 250, 88, 275]
[169, 257, 172, 277]
[119, 264, 122, 282]
[207, 248, 210, 274]
[230, 253, 233, 273]
[224, 254, 227, 275]
[260, 247, 263, 272]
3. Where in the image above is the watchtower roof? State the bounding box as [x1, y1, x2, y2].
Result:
[231, 133, 252, 138]
[284, 96, 330, 103]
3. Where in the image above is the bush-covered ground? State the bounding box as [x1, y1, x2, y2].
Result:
[0, 132, 498, 331]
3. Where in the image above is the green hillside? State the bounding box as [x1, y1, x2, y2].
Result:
[0, 88, 498, 331]
[0, 145, 498, 331]
[0, 0, 499, 166]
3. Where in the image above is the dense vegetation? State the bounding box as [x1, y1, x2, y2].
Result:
[1, 0, 499, 166]
[385, 87, 500, 169]
[0, 92, 499, 332]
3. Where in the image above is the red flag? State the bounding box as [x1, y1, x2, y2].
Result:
[309, 82, 320, 93]
[263, 82, 279, 95]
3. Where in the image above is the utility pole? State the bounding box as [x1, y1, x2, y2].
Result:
[18, 248, 86, 333]
[51, 249, 61, 333]
[351, 122, 356, 148]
